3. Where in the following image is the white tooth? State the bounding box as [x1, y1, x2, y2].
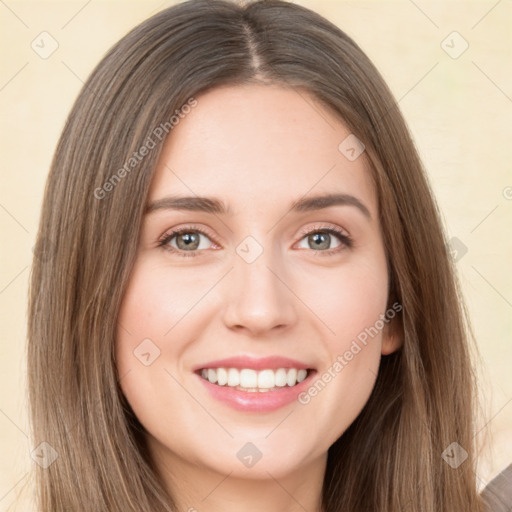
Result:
[275, 368, 287, 387]
[258, 369, 275, 389]
[297, 369, 307, 383]
[240, 369, 257, 388]
[227, 368, 240, 387]
[286, 368, 298, 386]
[208, 367, 307, 389]
[217, 367, 228, 386]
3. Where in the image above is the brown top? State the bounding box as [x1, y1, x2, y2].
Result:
[480, 464, 512, 511]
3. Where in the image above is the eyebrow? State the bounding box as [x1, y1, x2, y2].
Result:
[145, 193, 372, 220]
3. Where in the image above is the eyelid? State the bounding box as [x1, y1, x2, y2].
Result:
[295, 222, 350, 241]
[157, 223, 220, 248]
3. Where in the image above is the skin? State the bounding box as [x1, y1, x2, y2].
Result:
[115, 83, 403, 512]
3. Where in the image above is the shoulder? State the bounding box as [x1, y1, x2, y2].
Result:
[480, 463, 512, 511]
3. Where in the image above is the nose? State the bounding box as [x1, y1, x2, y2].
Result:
[222, 245, 298, 337]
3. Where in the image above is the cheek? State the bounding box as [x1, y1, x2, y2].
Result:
[114, 260, 192, 398]
[292, 251, 388, 437]
[114, 259, 206, 438]
[294, 250, 389, 346]
[115, 257, 216, 357]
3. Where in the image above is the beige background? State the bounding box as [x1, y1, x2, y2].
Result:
[1, 0, 511, 509]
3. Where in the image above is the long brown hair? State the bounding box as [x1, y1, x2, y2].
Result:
[27, 0, 488, 510]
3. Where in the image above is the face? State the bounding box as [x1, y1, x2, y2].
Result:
[115, 83, 401, 484]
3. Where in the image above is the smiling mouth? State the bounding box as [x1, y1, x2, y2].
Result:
[196, 367, 314, 392]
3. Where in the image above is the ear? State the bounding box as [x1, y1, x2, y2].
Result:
[381, 310, 404, 355]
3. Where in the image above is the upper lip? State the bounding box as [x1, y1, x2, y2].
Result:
[193, 356, 314, 372]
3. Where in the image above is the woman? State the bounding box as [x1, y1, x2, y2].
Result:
[27, 0, 506, 510]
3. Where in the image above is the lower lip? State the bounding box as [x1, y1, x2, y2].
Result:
[195, 370, 316, 412]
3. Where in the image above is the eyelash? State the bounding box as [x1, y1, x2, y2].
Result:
[157, 224, 353, 258]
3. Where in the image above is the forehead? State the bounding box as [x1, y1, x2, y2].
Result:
[148, 84, 376, 219]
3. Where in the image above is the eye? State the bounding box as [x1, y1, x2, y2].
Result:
[295, 225, 353, 256]
[157, 225, 217, 258]
[157, 224, 353, 258]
